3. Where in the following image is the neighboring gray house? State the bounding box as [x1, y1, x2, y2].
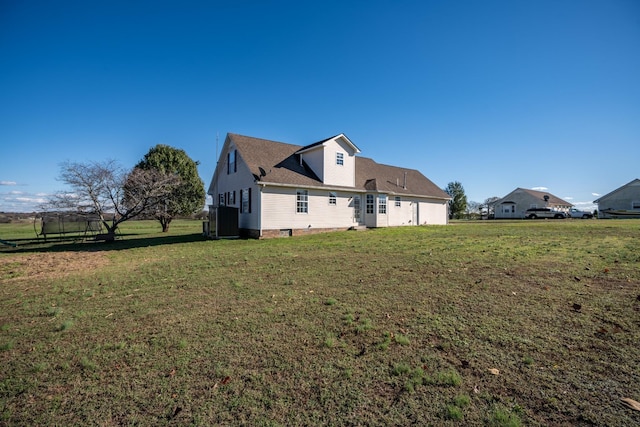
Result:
[593, 178, 640, 219]
[494, 188, 573, 219]
[207, 133, 450, 238]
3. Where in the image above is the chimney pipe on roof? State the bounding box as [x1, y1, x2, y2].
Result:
[403, 172, 407, 190]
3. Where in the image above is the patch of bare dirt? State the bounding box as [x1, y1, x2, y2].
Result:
[0, 251, 110, 281]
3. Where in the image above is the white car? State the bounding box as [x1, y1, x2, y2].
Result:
[568, 208, 593, 219]
[524, 208, 567, 219]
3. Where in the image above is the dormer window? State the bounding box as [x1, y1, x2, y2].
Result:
[336, 152, 344, 166]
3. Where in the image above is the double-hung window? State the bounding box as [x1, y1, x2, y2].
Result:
[329, 192, 337, 205]
[336, 152, 344, 166]
[395, 196, 401, 207]
[296, 189, 308, 213]
[378, 195, 387, 214]
[366, 194, 374, 214]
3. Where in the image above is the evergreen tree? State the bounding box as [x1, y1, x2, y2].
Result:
[135, 145, 205, 232]
[444, 181, 467, 219]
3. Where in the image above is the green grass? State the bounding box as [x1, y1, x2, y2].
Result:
[445, 403, 464, 420]
[1, 219, 640, 425]
[490, 405, 523, 427]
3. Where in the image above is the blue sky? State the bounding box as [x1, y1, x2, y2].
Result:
[1, 0, 639, 212]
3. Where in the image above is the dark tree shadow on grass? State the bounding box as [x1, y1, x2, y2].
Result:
[0, 233, 213, 254]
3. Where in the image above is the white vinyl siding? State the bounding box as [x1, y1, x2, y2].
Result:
[418, 200, 448, 225]
[387, 196, 415, 226]
[259, 189, 449, 231]
[261, 187, 358, 230]
[323, 139, 355, 187]
[300, 138, 356, 187]
[209, 140, 259, 230]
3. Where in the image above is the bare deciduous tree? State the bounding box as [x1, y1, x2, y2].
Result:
[466, 200, 482, 219]
[483, 196, 501, 217]
[46, 160, 180, 241]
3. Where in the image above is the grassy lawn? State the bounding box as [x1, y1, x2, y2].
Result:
[1, 219, 639, 426]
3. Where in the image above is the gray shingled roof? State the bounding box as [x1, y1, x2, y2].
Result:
[501, 188, 573, 206]
[355, 157, 448, 198]
[226, 133, 449, 199]
[593, 178, 640, 203]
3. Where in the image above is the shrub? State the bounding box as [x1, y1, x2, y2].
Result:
[445, 404, 463, 420]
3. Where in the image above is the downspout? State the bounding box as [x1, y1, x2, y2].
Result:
[258, 182, 265, 238]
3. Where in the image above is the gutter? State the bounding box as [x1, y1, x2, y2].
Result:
[256, 181, 450, 201]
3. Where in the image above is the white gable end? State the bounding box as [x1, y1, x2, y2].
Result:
[299, 134, 359, 187]
[322, 138, 356, 187]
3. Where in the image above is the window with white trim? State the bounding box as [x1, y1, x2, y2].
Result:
[378, 195, 387, 214]
[296, 189, 308, 213]
[329, 192, 337, 205]
[395, 196, 401, 207]
[366, 194, 374, 214]
[336, 152, 344, 166]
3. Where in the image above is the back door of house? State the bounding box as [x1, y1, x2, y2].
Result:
[353, 195, 364, 225]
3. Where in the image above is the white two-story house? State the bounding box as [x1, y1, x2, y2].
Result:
[207, 133, 450, 238]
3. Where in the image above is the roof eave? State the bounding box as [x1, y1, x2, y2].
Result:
[295, 133, 361, 155]
[257, 181, 450, 200]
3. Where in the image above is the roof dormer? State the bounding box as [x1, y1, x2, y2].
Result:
[295, 134, 360, 186]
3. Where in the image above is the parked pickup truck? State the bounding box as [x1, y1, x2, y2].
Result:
[568, 208, 594, 219]
[524, 208, 567, 219]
